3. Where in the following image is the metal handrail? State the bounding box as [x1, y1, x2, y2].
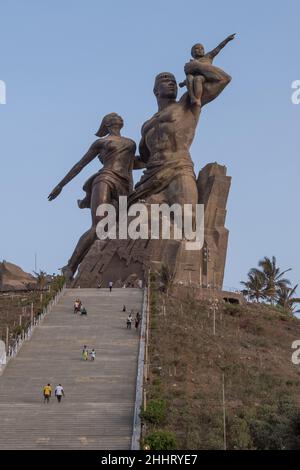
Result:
[131, 273, 150, 450]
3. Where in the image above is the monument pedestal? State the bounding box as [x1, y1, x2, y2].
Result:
[72, 163, 231, 289]
[197, 162, 231, 289]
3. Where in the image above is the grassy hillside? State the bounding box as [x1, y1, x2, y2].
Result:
[142, 281, 300, 450]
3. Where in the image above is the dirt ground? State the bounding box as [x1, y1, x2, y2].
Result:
[0, 291, 43, 344]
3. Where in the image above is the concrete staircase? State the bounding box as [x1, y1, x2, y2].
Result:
[0, 288, 143, 450]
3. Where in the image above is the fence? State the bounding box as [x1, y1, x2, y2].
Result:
[131, 279, 150, 450]
[6, 285, 66, 361]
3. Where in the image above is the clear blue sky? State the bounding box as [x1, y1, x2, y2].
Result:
[1, 0, 299, 290]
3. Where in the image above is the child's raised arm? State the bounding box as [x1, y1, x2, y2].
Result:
[207, 33, 236, 59]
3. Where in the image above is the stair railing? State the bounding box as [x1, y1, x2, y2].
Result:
[6, 284, 66, 361]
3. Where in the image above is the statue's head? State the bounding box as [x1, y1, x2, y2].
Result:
[153, 72, 177, 101]
[95, 112, 124, 137]
[191, 43, 205, 59]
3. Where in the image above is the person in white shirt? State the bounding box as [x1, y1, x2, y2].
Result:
[90, 349, 96, 361]
[127, 313, 133, 329]
[55, 384, 65, 403]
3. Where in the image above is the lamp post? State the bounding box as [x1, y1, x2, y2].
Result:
[203, 242, 210, 287]
[209, 298, 219, 335]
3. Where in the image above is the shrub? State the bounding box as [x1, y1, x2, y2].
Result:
[143, 430, 177, 450]
[141, 399, 168, 425]
[228, 416, 253, 449]
[152, 377, 162, 387]
[250, 415, 288, 449]
[248, 401, 300, 449]
[279, 315, 288, 322]
[13, 326, 23, 336]
[240, 319, 264, 335]
[224, 304, 243, 317]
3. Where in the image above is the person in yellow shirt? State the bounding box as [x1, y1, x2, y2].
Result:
[43, 383, 52, 404]
[82, 345, 89, 361]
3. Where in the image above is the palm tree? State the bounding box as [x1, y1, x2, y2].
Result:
[241, 268, 266, 302]
[277, 284, 300, 314]
[258, 256, 291, 304]
[34, 270, 47, 291]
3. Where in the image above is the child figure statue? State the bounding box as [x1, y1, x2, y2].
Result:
[179, 33, 236, 105]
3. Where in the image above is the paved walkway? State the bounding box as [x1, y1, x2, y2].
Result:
[0, 288, 143, 449]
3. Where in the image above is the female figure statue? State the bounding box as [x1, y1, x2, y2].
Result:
[48, 113, 137, 280]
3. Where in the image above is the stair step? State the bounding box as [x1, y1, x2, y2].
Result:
[0, 288, 143, 450]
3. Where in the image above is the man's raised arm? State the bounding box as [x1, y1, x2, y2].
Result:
[183, 58, 231, 109]
[201, 67, 231, 107]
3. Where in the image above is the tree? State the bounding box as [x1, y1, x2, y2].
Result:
[258, 256, 291, 304]
[277, 284, 300, 314]
[34, 270, 47, 291]
[159, 264, 174, 295]
[241, 256, 295, 306]
[241, 268, 266, 302]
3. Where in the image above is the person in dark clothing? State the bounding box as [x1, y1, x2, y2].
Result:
[135, 311, 141, 329]
[80, 305, 87, 315]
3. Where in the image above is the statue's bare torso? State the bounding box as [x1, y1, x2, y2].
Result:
[142, 100, 197, 161]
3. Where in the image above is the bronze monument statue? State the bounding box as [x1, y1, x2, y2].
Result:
[49, 36, 235, 288]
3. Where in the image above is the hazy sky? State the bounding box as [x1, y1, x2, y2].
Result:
[1, 0, 299, 290]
